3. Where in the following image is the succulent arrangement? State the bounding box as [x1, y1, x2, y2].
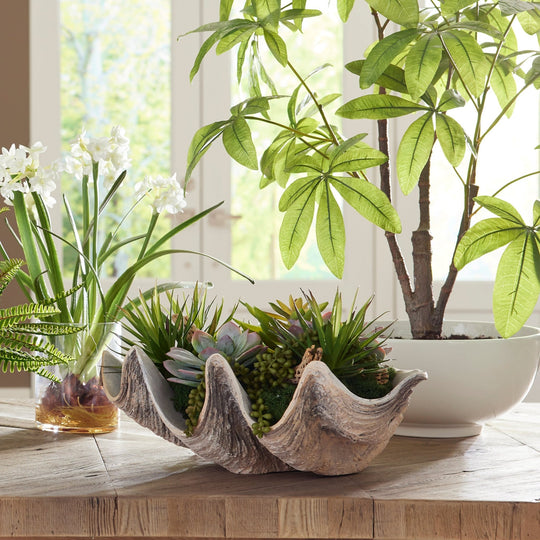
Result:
[125, 287, 394, 438]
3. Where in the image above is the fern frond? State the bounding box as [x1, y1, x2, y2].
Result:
[0, 303, 60, 329]
[13, 322, 85, 336]
[0, 258, 24, 297]
[0, 350, 62, 382]
[0, 331, 74, 363]
[40, 282, 84, 306]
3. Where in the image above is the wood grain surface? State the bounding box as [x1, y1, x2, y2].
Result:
[0, 399, 539, 539]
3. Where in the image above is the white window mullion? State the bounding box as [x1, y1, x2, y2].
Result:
[171, 0, 205, 283]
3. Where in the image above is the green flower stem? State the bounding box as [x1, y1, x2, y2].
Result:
[31, 194, 71, 322]
[12, 192, 48, 301]
[138, 211, 159, 260]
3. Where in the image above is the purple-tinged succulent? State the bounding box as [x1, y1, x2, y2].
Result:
[164, 321, 266, 387]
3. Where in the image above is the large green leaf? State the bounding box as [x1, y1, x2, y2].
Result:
[337, 0, 356, 21]
[474, 196, 525, 225]
[347, 60, 409, 93]
[279, 176, 321, 211]
[329, 176, 402, 233]
[316, 184, 345, 278]
[405, 34, 443, 100]
[360, 29, 420, 88]
[441, 30, 489, 97]
[534, 199, 540, 226]
[441, 0, 477, 15]
[491, 63, 517, 117]
[220, 0, 234, 20]
[264, 29, 288, 66]
[222, 117, 258, 170]
[517, 8, 540, 34]
[186, 120, 230, 181]
[454, 217, 524, 269]
[493, 232, 540, 337]
[364, 0, 419, 26]
[396, 113, 435, 195]
[260, 130, 293, 178]
[216, 26, 257, 54]
[254, 0, 281, 22]
[337, 94, 429, 119]
[437, 89, 466, 111]
[435, 113, 466, 166]
[272, 139, 300, 187]
[330, 142, 388, 172]
[279, 188, 317, 269]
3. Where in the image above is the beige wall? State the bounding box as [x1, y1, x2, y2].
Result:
[0, 0, 31, 388]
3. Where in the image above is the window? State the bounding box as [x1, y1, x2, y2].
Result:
[30, 0, 539, 326]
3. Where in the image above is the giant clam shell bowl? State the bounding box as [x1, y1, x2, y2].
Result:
[101, 347, 427, 476]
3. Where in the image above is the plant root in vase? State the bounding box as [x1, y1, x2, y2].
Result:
[36, 374, 118, 433]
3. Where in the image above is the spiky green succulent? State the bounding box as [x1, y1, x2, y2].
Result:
[121, 284, 230, 365]
[242, 290, 395, 436]
[0, 258, 83, 381]
[244, 290, 392, 383]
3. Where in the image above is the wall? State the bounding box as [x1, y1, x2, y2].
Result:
[0, 0, 31, 390]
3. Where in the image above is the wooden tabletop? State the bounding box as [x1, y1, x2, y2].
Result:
[1, 400, 539, 540]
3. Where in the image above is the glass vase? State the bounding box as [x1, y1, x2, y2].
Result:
[34, 322, 121, 434]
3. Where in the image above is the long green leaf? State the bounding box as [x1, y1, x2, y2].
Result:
[365, 0, 419, 26]
[337, 94, 429, 119]
[440, 30, 489, 97]
[263, 29, 288, 66]
[491, 63, 517, 117]
[186, 120, 230, 181]
[316, 183, 345, 278]
[279, 187, 317, 269]
[146, 201, 224, 255]
[405, 34, 443, 100]
[223, 117, 258, 169]
[396, 113, 435, 195]
[435, 113, 466, 166]
[330, 142, 388, 172]
[454, 218, 524, 269]
[437, 89, 466, 111]
[216, 27, 257, 55]
[279, 176, 320, 211]
[360, 29, 420, 88]
[337, 0, 356, 21]
[493, 232, 540, 337]
[534, 199, 540, 226]
[329, 176, 402, 233]
[220, 0, 234, 20]
[474, 195, 526, 225]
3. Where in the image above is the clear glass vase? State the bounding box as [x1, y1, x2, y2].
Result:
[34, 322, 121, 434]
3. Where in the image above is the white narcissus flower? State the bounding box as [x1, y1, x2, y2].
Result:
[68, 126, 131, 185]
[0, 144, 31, 176]
[135, 173, 187, 215]
[86, 136, 111, 162]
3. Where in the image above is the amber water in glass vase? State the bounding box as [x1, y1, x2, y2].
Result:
[34, 323, 121, 434]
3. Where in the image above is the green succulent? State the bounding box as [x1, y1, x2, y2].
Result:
[244, 290, 392, 382]
[121, 284, 230, 365]
[242, 290, 395, 436]
[0, 258, 83, 381]
[164, 320, 266, 434]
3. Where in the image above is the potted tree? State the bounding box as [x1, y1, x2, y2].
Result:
[183, 0, 540, 435]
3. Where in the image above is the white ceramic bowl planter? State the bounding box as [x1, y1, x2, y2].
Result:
[384, 321, 540, 438]
[101, 347, 427, 475]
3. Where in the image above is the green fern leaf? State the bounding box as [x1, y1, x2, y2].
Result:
[0, 303, 60, 330]
[0, 258, 24, 297]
